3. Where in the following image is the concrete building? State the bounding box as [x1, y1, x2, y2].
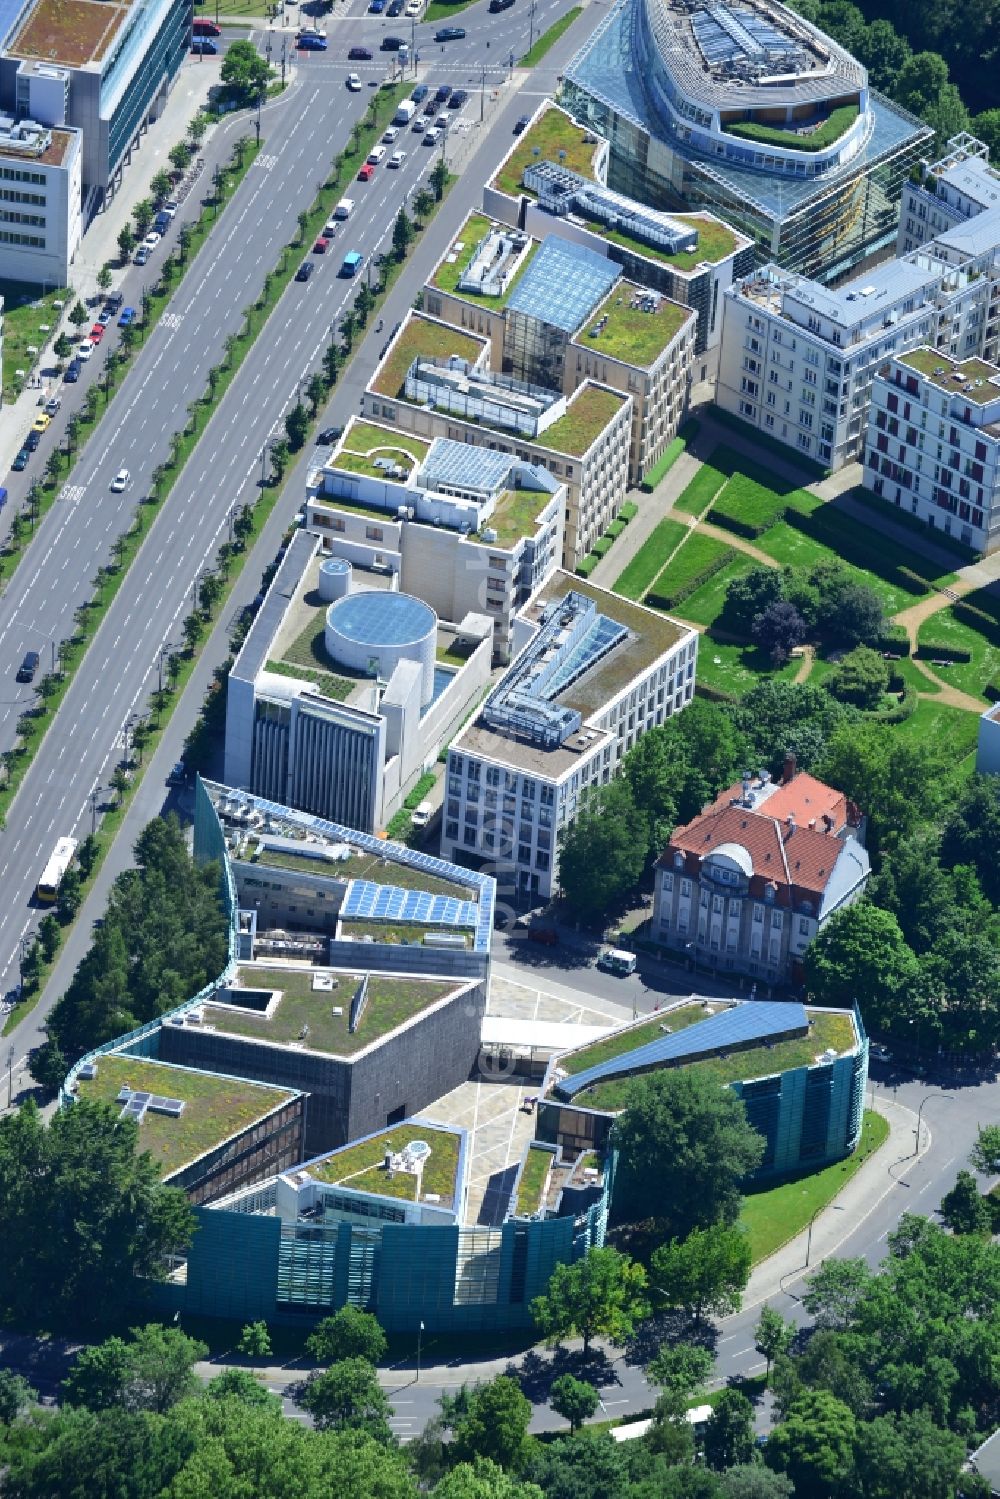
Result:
[441, 572, 698, 899]
[865, 348, 1000, 553]
[364, 311, 633, 569]
[0, 113, 80, 284]
[897, 134, 1000, 257]
[304, 417, 565, 664]
[0, 0, 191, 212]
[652, 758, 870, 986]
[224, 529, 493, 834]
[560, 0, 930, 283]
[978, 702, 1000, 775]
[536, 996, 868, 1177]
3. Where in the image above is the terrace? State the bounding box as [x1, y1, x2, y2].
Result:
[471, 486, 549, 546]
[721, 103, 861, 154]
[897, 348, 1000, 397]
[330, 420, 429, 480]
[339, 918, 472, 948]
[536, 384, 628, 457]
[493, 106, 602, 199]
[72, 1053, 295, 1178]
[430, 214, 540, 309]
[575, 286, 692, 367]
[371, 315, 485, 399]
[572, 1009, 858, 1111]
[199, 965, 458, 1057]
[10, 0, 127, 67]
[307, 1122, 462, 1207]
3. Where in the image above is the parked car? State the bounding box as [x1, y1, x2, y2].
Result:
[435, 25, 465, 40]
[387, 0, 404, 13]
[348, 45, 373, 60]
[76, 341, 93, 361]
[144, 230, 161, 249]
[871, 1043, 893, 1062]
[410, 800, 433, 829]
[12, 449, 29, 471]
[64, 361, 81, 384]
[295, 260, 315, 281]
[134, 245, 149, 265]
[97, 307, 113, 325]
[89, 323, 106, 344]
[25, 430, 40, 452]
[527, 925, 558, 947]
[32, 412, 51, 433]
[118, 306, 136, 327]
[160, 201, 178, 218]
[405, 0, 421, 13]
[368, 0, 385, 10]
[514, 113, 530, 134]
[105, 291, 124, 311]
[190, 37, 219, 53]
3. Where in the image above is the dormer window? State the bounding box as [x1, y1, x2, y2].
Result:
[800, 899, 813, 916]
[673, 851, 684, 870]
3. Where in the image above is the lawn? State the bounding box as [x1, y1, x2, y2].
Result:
[541, 386, 627, 456]
[431, 215, 538, 308]
[613, 517, 689, 600]
[372, 314, 483, 398]
[674, 555, 754, 627]
[693, 637, 798, 697]
[649, 530, 735, 599]
[891, 697, 981, 771]
[73, 1053, 296, 1178]
[310, 1123, 461, 1207]
[592, 215, 740, 273]
[344, 419, 428, 467]
[493, 104, 600, 198]
[204, 966, 456, 1056]
[672, 460, 730, 517]
[265, 656, 354, 701]
[1, 283, 70, 401]
[279, 617, 356, 684]
[560, 1003, 719, 1075]
[917, 601, 1000, 700]
[723, 103, 860, 154]
[582, 288, 691, 366]
[516, 1145, 554, 1215]
[740, 1111, 889, 1264]
[711, 472, 821, 534]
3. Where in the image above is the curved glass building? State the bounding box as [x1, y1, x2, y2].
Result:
[562, 0, 932, 282]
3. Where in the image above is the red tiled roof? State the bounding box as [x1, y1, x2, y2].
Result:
[703, 772, 846, 832]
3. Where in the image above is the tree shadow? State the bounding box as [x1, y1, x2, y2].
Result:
[620, 1309, 718, 1368]
[503, 1345, 621, 1402]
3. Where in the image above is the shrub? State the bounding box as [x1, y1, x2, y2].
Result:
[640, 434, 686, 492]
[695, 681, 738, 704]
[575, 553, 599, 577]
[915, 642, 973, 664]
[619, 501, 638, 522]
[593, 536, 612, 557]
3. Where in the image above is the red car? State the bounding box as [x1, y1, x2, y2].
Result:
[89, 323, 106, 343]
[313, 236, 329, 253]
[357, 163, 374, 182]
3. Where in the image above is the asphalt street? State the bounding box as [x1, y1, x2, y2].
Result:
[0, 0, 585, 1012]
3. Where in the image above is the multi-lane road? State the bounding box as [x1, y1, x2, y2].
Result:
[0, 0, 582, 1013]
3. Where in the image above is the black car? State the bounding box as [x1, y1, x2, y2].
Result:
[435, 83, 452, 102]
[12, 449, 29, 471]
[348, 45, 373, 60]
[295, 261, 315, 282]
[381, 33, 405, 48]
[317, 426, 344, 445]
[16, 651, 39, 683]
[489, 0, 514, 10]
[387, 0, 404, 13]
[448, 89, 468, 108]
[514, 113, 530, 134]
[64, 361, 81, 383]
[24, 430, 40, 452]
[434, 25, 465, 40]
[412, 84, 428, 102]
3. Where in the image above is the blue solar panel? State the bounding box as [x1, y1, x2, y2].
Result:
[555, 1001, 809, 1100]
[343, 880, 479, 928]
[506, 237, 620, 333]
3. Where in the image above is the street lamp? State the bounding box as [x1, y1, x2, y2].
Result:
[90, 783, 103, 835]
[416, 1319, 424, 1381]
[913, 1091, 952, 1159]
[6, 1046, 14, 1109]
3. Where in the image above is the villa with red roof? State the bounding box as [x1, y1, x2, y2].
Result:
[652, 753, 870, 986]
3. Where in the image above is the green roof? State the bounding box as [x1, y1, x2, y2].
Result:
[472, 486, 551, 545]
[898, 348, 1000, 395]
[73, 1053, 295, 1178]
[308, 1122, 462, 1207]
[431, 213, 540, 309]
[515, 1145, 553, 1215]
[560, 1003, 728, 1074]
[331, 419, 429, 480]
[586, 213, 741, 273]
[722, 102, 860, 154]
[248, 843, 473, 897]
[494, 105, 601, 198]
[372, 315, 484, 398]
[574, 286, 692, 367]
[537, 384, 628, 457]
[200, 965, 458, 1057]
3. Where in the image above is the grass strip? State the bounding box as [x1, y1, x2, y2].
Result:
[612, 517, 688, 600]
[520, 6, 581, 64]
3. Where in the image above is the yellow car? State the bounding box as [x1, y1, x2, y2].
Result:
[32, 412, 51, 433]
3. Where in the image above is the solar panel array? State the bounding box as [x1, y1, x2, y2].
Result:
[116, 1087, 187, 1121]
[343, 879, 479, 928]
[555, 1001, 810, 1099]
[423, 438, 513, 496]
[506, 237, 621, 334]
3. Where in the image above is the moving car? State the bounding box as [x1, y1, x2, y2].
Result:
[423, 130, 437, 145]
[871, 1043, 893, 1062]
[190, 37, 219, 53]
[110, 468, 130, 492]
[357, 162, 375, 181]
[11, 449, 29, 471]
[298, 33, 327, 49]
[435, 84, 452, 102]
[596, 948, 637, 977]
[313, 236, 329, 253]
[340, 251, 364, 277]
[32, 412, 51, 433]
[367, 145, 387, 165]
[489, 0, 515, 10]
[16, 651, 40, 683]
[347, 72, 362, 90]
[295, 260, 315, 281]
[348, 45, 373, 60]
[89, 323, 106, 344]
[167, 760, 187, 786]
[435, 25, 465, 40]
[514, 114, 530, 134]
[334, 197, 355, 219]
[381, 35, 405, 50]
[388, 149, 406, 167]
[383, 126, 398, 143]
[448, 89, 468, 107]
[118, 307, 136, 327]
[412, 84, 428, 102]
[193, 16, 221, 34]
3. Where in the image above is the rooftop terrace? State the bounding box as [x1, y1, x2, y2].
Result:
[11, 0, 127, 67]
[246, 841, 473, 897]
[306, 1121, 462, 1207]
[574, 284, 692, 367]
[537, 383, 629, 457]
[199, 965, 460, 1057]
[471, 485, 552, 545]
[430, 213, 540, 308]
[264, 552, 374, 705]
[331, 419, 429, 480]
[371, 314, 485, 399]
[897, 347, 1000, 398]
[73, 1053, 296, 1178]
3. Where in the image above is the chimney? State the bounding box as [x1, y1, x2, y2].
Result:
[741, 768, 752, 805]
[782, 750, 797, 784]
[785, 813, 796, 839]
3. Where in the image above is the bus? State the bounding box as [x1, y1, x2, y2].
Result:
[37, 836, 78, 903]
[340, 251, 364, 278]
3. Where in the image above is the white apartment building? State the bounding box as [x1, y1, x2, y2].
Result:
[304, 418, 566, 664]
[865, 348, 1000, 552]
[897, 134, 1000, 256]
[0, 113, 81, 285]
[441, 574, 698, 900]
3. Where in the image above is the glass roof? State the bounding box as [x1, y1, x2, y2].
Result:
[328, 591, 436, 646]
[506, 236, 621, 332]
[423, 437, 513, 494]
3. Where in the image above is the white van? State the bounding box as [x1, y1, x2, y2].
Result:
[366, 145, 387, 166]
[410, 800, 433, 829]
[596, 949, 637, 977]
[334, 197, 355, 220]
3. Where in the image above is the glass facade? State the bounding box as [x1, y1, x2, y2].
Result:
[104, 0, 192, 182]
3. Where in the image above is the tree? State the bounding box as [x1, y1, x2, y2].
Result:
[414, 186, 434, 222]
[54, 331, 73, 359]
[355, 282, 375, 325]
[828, 581, 885, 647]
[306, 1306, 387, 1366]
[719, 1468, 793, 1499]
[151, 168, 172, 203]
[62, 1337, 134, 1410]
[392, 208, 414, 261]
[856, 17, 912, 91]
[704, 1388, 755, 1471]
[285, 402, 309, 451]
[237, 1320, 272, 1359]
[96, 263, 113, 293]
[297, 1356, 393, 1442]
[434, 1459, 545, 1499]
[305, 371, 326, 416]
[940, 775, 1000, 904]
[0, 1369, 36, 1424]
[117, 224, 136, 261]
[530, 1246, 648, 1354]
[804, 902, 919, 1031]
[323, 339, 342, 386]
[647, 1342, 713, 1418]
[755, 1305, 794, 1382]
[431, 157, 448, 201]
[56, 862, 83, 924]
[557, 779, 648, 924]
[752, 599, 806, 667]
[340, 308, 358, 350]
[801, 1257, 871, 1332]
[188, 111, 209, 146]
[650, 1226, 752, 1323]
[38, 912, 60, 962]
[852, 1409, 965, 1499]
[723, 565, 785, 635]
[549, 1373, 598, 1433]
[825, 645, 890, 709]
[764, 1390, 856, 1495]
[182, 613, 202, 652]
[611, 1068, 764, 1236]
[731, 680, 851, 779]
[269, 438, 290, 482]
[939, 1170, 991, 1235]
[970, 1123, 1000, 1176]
[972, 109, 1000, 163]
[220, 38, 271, 102]
[895, 51, 969, 143]
[132, 198, 154, 236]
[296, 209, 310, 246]
[168, 140, 192, 173]
[68, 299, 89, 329]
[452, 1376, 532, 1472]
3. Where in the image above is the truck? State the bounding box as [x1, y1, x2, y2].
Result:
[596, 948, 637, 977]
[394, 99, 418, 125]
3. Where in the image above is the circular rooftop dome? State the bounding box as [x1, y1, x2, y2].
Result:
[709, 842, 754, 878]
[325, 590, 438, 705]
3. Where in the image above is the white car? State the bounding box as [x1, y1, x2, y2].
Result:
[347, 72, 362, 91]
[382, 126, 398, 144]
[388, 149, 406, 168]
[110, 467, 130, 492]
[334, 197, 355, 219]
[367, 145, 386, 166]
[404, 0, 420, 14]
[143, 229, 161, 249]
[76, 341, 93, 361]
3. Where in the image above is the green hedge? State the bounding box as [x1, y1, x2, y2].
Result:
[871, 686, 918, 724]
[915, 642, 973, 664]
[619, 501, 639, 522]
[875, 626, 911, 658]
[695, 681, 738, 704]
[953, 597, 1000, 645]
[576, 552, 600, 577]
[722, 103, 860, 154]
[606, 519, 626, 540]
[985, 682, 1000, 702]
[896, 565, 931, 595]
[640, 435, 686, 492]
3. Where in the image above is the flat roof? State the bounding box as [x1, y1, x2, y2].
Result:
[573, 283, 693, 367]
[303, 1120, 463, 1208]
[533, 382, 629, 457]
[0, 124, 75, 166]
[331, 418, 429, 482]
[430, 212, 540, 308]
[370, 313, 485, 398]
[506, 235, 621, 333]
[493, 103, 603, 199]
[584, 210, 744, 273]
[196, 965, 461, 1058]
[10, 0, 127, 67]
[244, 838, 474, 897]
[72, 1052, 296, 1179]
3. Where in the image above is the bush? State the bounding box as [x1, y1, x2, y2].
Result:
[619, 501, 638, 522]
[915, 642, 973, 663]
[575, 553, 599, 577]
[872, 686, 918, 724]
[695, 681, 738, 704]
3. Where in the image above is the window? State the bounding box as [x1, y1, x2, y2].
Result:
[798, 918, 810, 935]
[680, 878, 691, 897]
